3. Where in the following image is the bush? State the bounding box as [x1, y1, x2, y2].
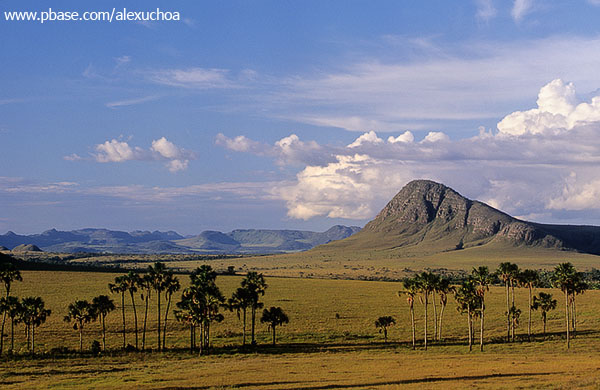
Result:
[91, 340, 101, 356]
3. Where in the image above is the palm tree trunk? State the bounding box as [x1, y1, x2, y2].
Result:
[423, 292, 428, 350]
[10, 317, 15, 353]
[79, 324, 83, 353]
[129, 291, 138, 349]
[528, 286, 532, 341]
[0, 310, 6, 355]
[542, 313, 546, 339]
[505, 282, 510, 342]
[467, 304, 472, 352]
[384, 327, 388, 343]
[242, 308, 247, 346]
[480, 299, 485, 352]
[163, 293, 172, 350]
[102, 314, 106, 351]
[572, 296, 577, 336]
[142, 293, 149, 351]
[251, 306, 256, 345]
[31, 325, 35, 355]
[432, 295, 438, 342]
[410, 305, 415, 350]
[0, 289, 8, 355]
[157, 291, 161, 351]
[438, 302, 446, 341]
[565, 291, 570, 349]
[189, 323, 194, 353]
[121, 292, 126, 349]
[272, 325, 276, 345]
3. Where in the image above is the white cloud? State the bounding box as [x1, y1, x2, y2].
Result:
[387, 131, 414, 144]
[475, 0, 496, 22]
[216, 133, 331, 166]
[88, 137, 192, 172]
[512, 0, 534, 22]
[421, 131, 450, 143]
[221, 80, 600, 222]
[95, 139, 145, 163]
[348, 131, 383, 148]
[267, 36, 600, 132]
[498, 79, 600, 135]
[63, 153, 83, 161]
[148, 67, 235, 89]
[106, 95, 158, 108]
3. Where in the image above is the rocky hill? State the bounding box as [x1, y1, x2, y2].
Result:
[322, 180, 600, 255]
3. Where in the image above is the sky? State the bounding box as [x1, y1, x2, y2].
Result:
[3, 1, 600, 235]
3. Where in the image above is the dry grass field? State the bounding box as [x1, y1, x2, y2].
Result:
[1, 269, 600, 388]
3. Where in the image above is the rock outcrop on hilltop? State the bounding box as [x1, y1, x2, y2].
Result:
[325, 179, 600, 255]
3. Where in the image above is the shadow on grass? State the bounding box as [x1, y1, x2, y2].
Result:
[157, 372, 560, 390]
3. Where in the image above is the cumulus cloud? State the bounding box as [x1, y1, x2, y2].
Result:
[220, 80, 600, 222]
[95, 140, 145, 163]
[498, 79, 600, 135]
[387, 131, 414, 144]
[216, 133, 331, 166]
[348, 131, 383, 148]
[87, 137, 193, 172]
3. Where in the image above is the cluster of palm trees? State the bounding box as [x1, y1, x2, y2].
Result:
[75, 263, 283, 354]
[63, 295, 115, 352]
[0, 262, 50, 355]
[398, 262, 586, 351]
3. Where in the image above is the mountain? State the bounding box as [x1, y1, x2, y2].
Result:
[12, 244, 43, 252]
[0, 226, 361, 254]
[320, 179, 600, 256]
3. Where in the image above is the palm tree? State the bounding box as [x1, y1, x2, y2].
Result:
[92, 295, 115, 352]
[184, 265, 225, 354]
[162, 272, 180, 350]
[108, 275, 128, 349]
[518, 269, 539, 341]
[570, 274, 587, 336]
[496, 262, 519, 342]
[20, 296, 50, 355]
[398, 277, 419, 350]
[436, 277, 454, 341]
[138, 273, 153, 351]
[0, 296, 21, 353]
[148, 262, 168, 351]
[0, 261, 22, 355]
[552, 262, 577, 348]
[64, 299, 95, 353]
[375, 316, 396, 343]
[227, 287, 255, 346]
[471, 266, 492, 352]
[508, 305, 521, 342]
[260, 306, 289, 345]
[241, 272, 268, 345]
[414, 272, 438, 350]
[532, 292, 557, 338]
[123, 271, 140, 349]
[454, 279, 480, 351]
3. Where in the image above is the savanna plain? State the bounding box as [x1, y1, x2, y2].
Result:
[2, 268, 600, 389]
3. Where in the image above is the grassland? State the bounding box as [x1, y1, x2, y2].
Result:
[2, 269, 600, 388]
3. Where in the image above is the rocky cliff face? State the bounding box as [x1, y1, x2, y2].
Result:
[345, 179, 599, 254]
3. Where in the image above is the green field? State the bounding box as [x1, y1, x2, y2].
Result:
[2, 269, 600, 389]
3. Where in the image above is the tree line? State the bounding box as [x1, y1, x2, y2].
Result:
[397, 262, 584, 351]
[0, 259, 289, 356]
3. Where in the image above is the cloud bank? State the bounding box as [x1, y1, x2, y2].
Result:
[218, 79, 600, 222]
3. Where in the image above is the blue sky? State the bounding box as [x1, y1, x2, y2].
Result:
[3, 0, 600, 234]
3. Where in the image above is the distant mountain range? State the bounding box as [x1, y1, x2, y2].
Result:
[0, 226, 361, 254]
[320, 179, 600, 256]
